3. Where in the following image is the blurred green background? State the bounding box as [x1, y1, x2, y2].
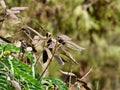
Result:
[1, 0, 120, 89]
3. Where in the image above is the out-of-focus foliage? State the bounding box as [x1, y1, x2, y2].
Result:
[1, 0, 120, 89]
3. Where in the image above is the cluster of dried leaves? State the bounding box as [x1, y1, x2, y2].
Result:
[0, 0, 92, 90]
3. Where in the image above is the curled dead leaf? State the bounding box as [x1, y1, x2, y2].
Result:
[43, 48, 52, 63]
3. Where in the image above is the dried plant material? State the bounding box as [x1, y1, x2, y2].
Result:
[11, 7, 28, 11]
[46, 32, 51, 37]
[65, 41, 85, 51]
[0, 0, 6, 10]
[62, 49, 78, 64]
[12, 10, 20, 14]
[54, 54, 64, 65]
[77, 79, 87, 85]
[77, 79, 91, 90]
[26, 26, 44, 39]
[82, 84, 91, 90]
[47, 38, 56, 50]
[79, 68, 92, 80]
[58, 35, 72, 41]
[45, 48, 52, 59]
[0, 35, 11, 43]
[57, 35, 71, 45]
[7, 9, 18, 20]
[11, 80, 21, 90]
[32, 35, 40, 45]
[20, 40, 27, 53]
[60, 70, 76, 77]
[43, 48, 52, 63]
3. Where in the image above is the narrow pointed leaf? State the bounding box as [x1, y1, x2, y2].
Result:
[7, 9, 18, 20]
[62, 50, 78, 64]
[11, 7, 28, 11]
[60, 70, 76, 77]
[0, 0, 6, 10]
[65, 41, 85, 51]
[54, 54, 64, 65]
[58, 35, 71, 41]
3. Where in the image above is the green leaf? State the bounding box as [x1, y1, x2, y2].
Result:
[41, 78, 68, 90]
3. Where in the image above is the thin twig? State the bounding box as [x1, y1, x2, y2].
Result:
[0, 35, 11, 43]
[80, 68, 92, 80]
[26, 26, 45, 39]
[22, 29, 33, 41]
[33, 21, 48, 33]
[68, 63, 72, 89]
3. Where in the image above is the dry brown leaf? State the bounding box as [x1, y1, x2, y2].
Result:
[7, 9, 18, 20]
[58, 35, 72, 41]
[45, 48, 52, 59]
[32, 35, 40, 45]
[26, 26, 44, 39]
[80, 68, 92, 80]
[54, 54, 64, 65]
[65, 41, 85, 51]
[0, 0, 6, 10]
[12, 10, 20, 14]
[11, 7, 28, 11]
[60, 70, 76, 77]
[47, 38, 56, 49]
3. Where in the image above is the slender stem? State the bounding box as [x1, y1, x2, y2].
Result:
[80, 68, 92, 80]
[68, 62, 72, 89]
[26, 26, 45, 39]
[0, 35, 11, 43]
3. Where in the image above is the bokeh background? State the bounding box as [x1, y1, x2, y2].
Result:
[0, 0, 120, 89]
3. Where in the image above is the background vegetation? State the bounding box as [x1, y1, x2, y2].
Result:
[0, 0, 120, 90]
